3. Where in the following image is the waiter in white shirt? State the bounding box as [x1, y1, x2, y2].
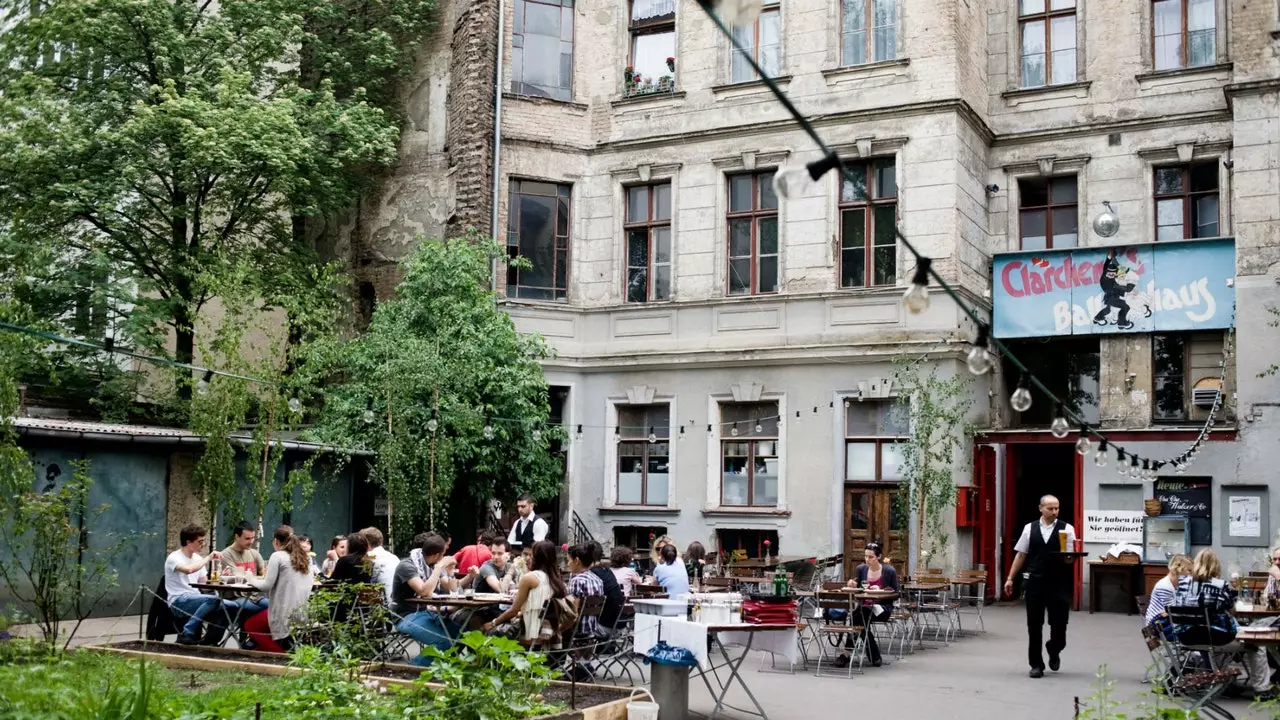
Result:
[507, 494, 549, 548]
[1003, 494, 1076, 678]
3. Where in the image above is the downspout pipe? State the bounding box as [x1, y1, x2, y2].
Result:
[489, 0, 505, 293]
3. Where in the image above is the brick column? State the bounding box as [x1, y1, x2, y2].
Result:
[165, 451, 209, 550]
[445, 0, 499, 239]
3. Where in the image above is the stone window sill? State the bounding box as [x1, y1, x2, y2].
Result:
[701, 506, 791, 517]
[502, 92, 589, 114]
[711, 75, 792, 100]
[1135, 63, 1233, 87]
[821, 58, 910, 84]
[1001, 80, 1091, 105]
[610, 91, 688, 110]
[599, 505, 682, 516]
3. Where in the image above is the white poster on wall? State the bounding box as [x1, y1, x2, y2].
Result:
[1229, 496, 1261, 538]
[1084, 510, 1145, 544]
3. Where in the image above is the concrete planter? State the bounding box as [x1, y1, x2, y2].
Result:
[85, 640, 304, 677]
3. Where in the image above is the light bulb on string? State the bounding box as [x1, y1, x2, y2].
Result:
[533, 428, 542, 441]
[575, 424, 584, 441]
[196, 369, 214, 396]
[427, 417, 439, 434]
[288, 397, 302, 414]
[772, 152, 840, 200]
[1117, 450, 1129, 476]
[1129, 456, 1140, 478]
[483, 423, 495, 441]
[1094, 439, 1109, 467]
[614, 426, 621, 444]
[716, 0, 764, 28]
[707, 424, 714, 438]
[794, 410, 801, 423]
[731, 423, 739, 437]
[679, 426, 686, 441]
[844, 399, 851, 409]
[966, 323, 995, 375]
[1075, 431, 1092, 456]
[1141, 459, 1152, 480]
[1049, 406, 1069, 439]
[1010, 375, 1032, 413]
[754, 423, 763, 433]
[902, 257, 932, 314]
[648, 427, 657, 444]
[1175, 460, 1186, 475]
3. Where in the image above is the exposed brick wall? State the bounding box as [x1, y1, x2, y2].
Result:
[165, 451, 208, 550]
[445, 0, 499, 239]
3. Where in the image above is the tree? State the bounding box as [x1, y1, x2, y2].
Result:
[0, 0, 428, 397]
[312, 233, 564, 550]
[892, 360, 975, 571]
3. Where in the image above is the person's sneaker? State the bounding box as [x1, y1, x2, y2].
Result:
[1254, 688, 1279, 702]
[1029, 667, 1045, 679]
[1117, 320, 1135, 330]
[176, 634, 199, 646]
[1049, 653, 1060, 672]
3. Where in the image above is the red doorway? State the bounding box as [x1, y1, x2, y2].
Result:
[1002, 442, 1084, 610]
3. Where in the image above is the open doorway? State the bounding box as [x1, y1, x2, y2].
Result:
[1006, 443, 1079, 599]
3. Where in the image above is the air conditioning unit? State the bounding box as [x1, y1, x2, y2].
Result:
[1192, 387, 1221, 408]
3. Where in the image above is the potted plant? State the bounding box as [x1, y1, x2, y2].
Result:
[666, 56, 675, 73]
[658, 74, 672, 91]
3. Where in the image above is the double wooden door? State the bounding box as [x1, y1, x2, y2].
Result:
[844, 485, 909, 579]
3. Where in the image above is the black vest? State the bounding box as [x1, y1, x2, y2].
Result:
[514, 514, 537, 548]
[1024, 519, 1072, 602]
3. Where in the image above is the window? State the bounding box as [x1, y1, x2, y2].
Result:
[1018, 176, 1078, 250]
[840, 159, 897, 288]
[841, 0, 896, 66]
[730, 5, 781, 83]
[512, 0, 574, 101]
[1153, 0, 1216, 71]
[727, 172, 779, 295]
[1019, 0, 1077, 88]
[844, 402, 907, 482]
[507, 180, 571, 300]
[625, 183, 673, 302]
[1154, 163, 1219, 241]
[1153, 335, 1188, 422]
[617, 404, 671, 505]
[720, 402, 779, 507]
[715, 529, 779, 560]
[629, 0, 676, 95]
[1002, 338, 1101, 426]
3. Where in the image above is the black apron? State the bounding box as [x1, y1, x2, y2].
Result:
[514, 514, 537, 548]
[1023, 519, 1072, 605]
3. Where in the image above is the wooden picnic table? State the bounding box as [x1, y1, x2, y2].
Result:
[901, 582, 951, 592]
[1233, 606, 1280, 620]
[405, 594, 509, 609]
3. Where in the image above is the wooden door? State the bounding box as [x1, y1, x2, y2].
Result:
[844, 486, 909, 579]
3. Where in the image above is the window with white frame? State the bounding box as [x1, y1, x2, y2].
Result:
[617, 405, 670, 505]
[730, 4, 781, 83]
[1152, 0, 1216, 71]
[841, 0, 896, 66]
[720, 402, 779, 506]
[844, 401, 906, 482]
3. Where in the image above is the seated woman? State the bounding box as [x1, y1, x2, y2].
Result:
[652, 543, 691, 597]
[685, 541, 708, 589]
[482, 540, 566, 645]
[1172, 548, 1273, 700]
[1266, 546, 1280, 600]
[330, 532, 372, 583]
[322, 535, 347, 577]
[1145, 554, 1192, 632]
[834, 542, 898, 668]
[610, 546, 643, 598]
[240, 525, 314, 653]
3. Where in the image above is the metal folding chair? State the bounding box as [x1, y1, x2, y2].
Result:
[814, 591, 865, 678]
[1163, 603, 1240, 720]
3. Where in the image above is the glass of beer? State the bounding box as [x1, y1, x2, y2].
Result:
[1058, 530, 1068, 552]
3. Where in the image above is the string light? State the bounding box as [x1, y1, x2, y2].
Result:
[1049, 405, 1069, 439]
[427, 416, 438, 434]
[966, 323, 994, 376]
[648, 427, 657, 444]
[731, 423, 739, 437]
[706, 424, 714, 438]
[704, 0, 763, 26]
[362, 398, 376, 425]
[576, 424, 584, 441]
[532, 428, 542, 441]
[1116, 450, 1128, 476]
[614, 426, 621, 444]
[678, 426, 686, 441]
[754, 422, 763, 433]
[1075, 429, 1092, 456]
[1129, 455, 1140, 479]
[902, 258, 932, 314]
[196, 369, 213, 395]
[772, 151, 841, 200]
[1094, 439, 1109, 467]
[483, 423, 495, 441]
[1010, 375, 1033, 413]
[288, 397, 302, 414]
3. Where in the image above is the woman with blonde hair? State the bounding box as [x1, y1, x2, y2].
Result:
[1145, 554, 1191, 627]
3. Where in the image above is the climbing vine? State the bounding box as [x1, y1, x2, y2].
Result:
[892, 359, 976, 570]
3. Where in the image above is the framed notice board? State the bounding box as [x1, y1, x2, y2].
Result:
[1154, 477, 1212, 546]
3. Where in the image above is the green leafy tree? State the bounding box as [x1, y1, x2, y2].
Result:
[312, 233, 564, 550]
[892, 360, 975, 571]
[0, 0, 430, 399]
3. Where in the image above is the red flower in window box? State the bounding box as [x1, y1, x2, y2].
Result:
[648, 532, 656, 540]
[665, 56, 675, 72]
[561, 543, 569, 551]
[763, 540, 771, 547]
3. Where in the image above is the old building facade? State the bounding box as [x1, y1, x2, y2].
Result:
[346, 0, 1280, 600]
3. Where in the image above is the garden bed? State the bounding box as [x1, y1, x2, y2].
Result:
[86, 640, 300, 675]
[363, 662, 633, 720]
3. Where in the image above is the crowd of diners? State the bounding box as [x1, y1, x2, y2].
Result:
[161, 494, 726, 665]
[1144, 547, 1279, 700]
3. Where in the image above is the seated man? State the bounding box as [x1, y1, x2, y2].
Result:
[165, 524, 239, 645]
[473, 538, 513, 594]
[390, 533, 462, 666]
[221, 521, 269, 645]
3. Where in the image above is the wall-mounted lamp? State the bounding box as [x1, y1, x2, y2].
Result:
[1093, 201, 1119, 238]
[984, 184, 1000, 194]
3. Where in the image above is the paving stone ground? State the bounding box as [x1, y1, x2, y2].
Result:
[20, 604, 1272, 719]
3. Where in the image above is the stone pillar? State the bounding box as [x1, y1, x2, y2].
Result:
[165, 451, 209, 550]
[1098, 336, 1153, 427]
[445, 0, 499, 239]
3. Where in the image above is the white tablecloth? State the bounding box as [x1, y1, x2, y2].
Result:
[633, 615, 711, 670]
[718, 626, 800, 666]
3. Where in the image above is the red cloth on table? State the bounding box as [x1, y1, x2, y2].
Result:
[742, 599, 797, 624]
[244, 609, 286, 653]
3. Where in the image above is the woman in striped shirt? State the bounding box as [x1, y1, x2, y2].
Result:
[1145, 554, 1192, 629]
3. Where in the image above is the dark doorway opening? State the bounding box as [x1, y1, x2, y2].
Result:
[1006, 443, 1079, 599]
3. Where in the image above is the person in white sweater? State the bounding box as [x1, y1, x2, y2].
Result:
[240, 525, 315, 652]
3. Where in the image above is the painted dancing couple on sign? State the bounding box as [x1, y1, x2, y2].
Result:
[1092, 247, 1153, 330]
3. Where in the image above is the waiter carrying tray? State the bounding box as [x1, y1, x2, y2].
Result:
[1003, 494, 1076, 678]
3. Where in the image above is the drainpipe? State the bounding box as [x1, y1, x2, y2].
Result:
[489, 0, 505, 293]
